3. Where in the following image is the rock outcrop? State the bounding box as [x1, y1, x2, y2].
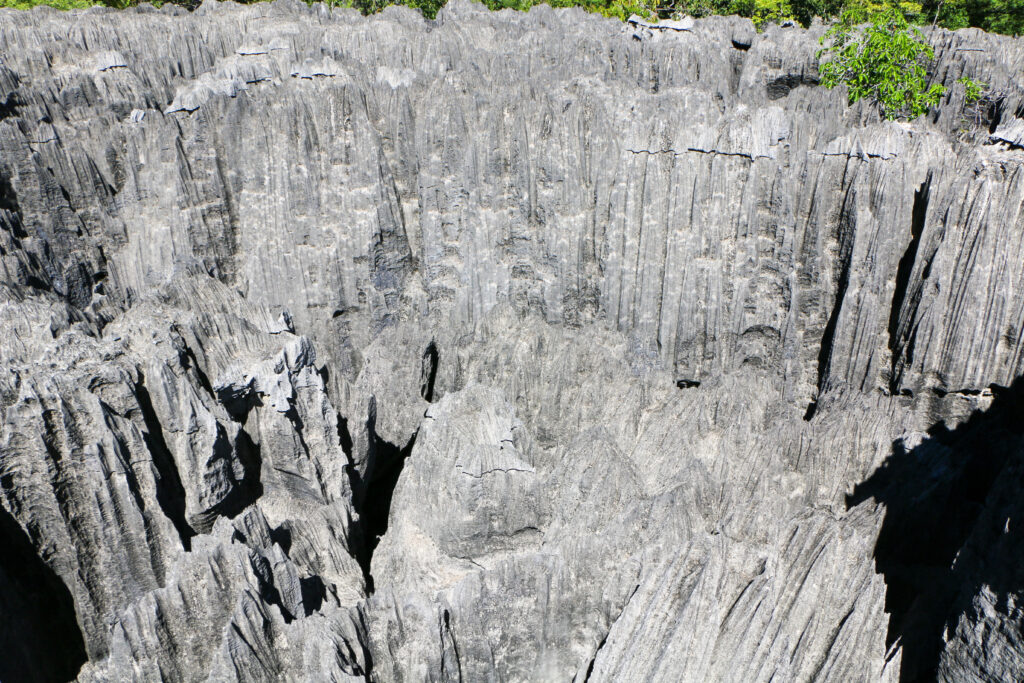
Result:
[0, 1, 1022, 681]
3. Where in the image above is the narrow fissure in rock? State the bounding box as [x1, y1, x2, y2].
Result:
[887, 174, 931, 395]
[134, 373, 197, 550]
[805, 187, 858, 421]
[349, 397, 417, 593]
[421, 340, 439, 403]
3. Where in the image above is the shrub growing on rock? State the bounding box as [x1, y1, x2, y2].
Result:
[817, 7, 948, 119]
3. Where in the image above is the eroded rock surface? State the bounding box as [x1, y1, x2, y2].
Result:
[0, 1, 1022, 681]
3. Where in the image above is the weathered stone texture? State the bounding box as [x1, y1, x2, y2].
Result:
[0, 1, 1022, 681]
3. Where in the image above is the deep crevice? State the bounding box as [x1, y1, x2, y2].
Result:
[348, 397, 416, 594]
[337, 414, 354, 460]
[269, 524, 292, 554]
[0, 504, 88, 683]
[439, 608, 463, 683]
[815, 222, 854, 391]
[0, 177, 27, 244]
[24, 274, 50, 291]
[805, 187, 858, 421]
[848, 377, 1024, 682]
[887, 175, 931, 394]
[987, 96, 1004, 134]
[420, 340, 439, 403]
[584, 583, 640, 682]
[0, 171, 21, 218]
[300, 575, 326, 616]
[584, 631, 610, 682]
[217, 381, 264, 423]
[930, 386, 985, 398]
[0, 92, 18, 121]
[357, 608, 376, 682]
[178, 340, 215, 398]
[135, 372, 196, 550]
[250, 552, 295, 623]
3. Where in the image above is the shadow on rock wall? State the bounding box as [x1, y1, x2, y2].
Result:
[849, 376, 1024, 682]
[0, 504, 88, 682]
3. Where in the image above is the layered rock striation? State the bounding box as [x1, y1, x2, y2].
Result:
[0, 1, 1022, 681]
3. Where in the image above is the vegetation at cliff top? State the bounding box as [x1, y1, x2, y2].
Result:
[1, 0, 95, 8]
[2, 0, 1002, 124]
[1, 0, 1021, 34]
[818, 7, 949, 119]
[0, 0, 1006, 123]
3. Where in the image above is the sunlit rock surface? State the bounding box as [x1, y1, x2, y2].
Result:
[0, 1, 1022, 680]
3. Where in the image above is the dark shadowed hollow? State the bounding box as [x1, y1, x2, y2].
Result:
[0, 504, 88, 682]
[850, 377, 1024, 682]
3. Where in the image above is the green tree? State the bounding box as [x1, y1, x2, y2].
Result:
[921, 0, 1024, 34]
[0, 0, 98, 8]
[817, 7, 947, 119]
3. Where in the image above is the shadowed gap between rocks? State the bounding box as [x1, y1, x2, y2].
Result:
[300, 574, 326, 615]
[583, 583, 639, 681]
[178, 341, 216, 398]
[805, 185, 858, 421]
[0, 503, 88, 683]
[194, 425, 263, 533]
[203, 373, 265, 532]
[439, 608, 463, 682]
[421, 340, 439, 403]
[0, 92, 18, 121]
[887, 174, 931, 395]
[346, 396, 417, 594]
[345, 342, 438, 592]
[135, 372, 197, 550]
[765, 73, 819, 100]
[848, 376, 1024, 682]
[0, 170, 21, 218]
[250, 553, 325, 625]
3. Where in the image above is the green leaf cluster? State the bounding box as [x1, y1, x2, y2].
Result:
[0, 0, 182, 9]
[321, 0, 655, 20]
[817, 7, 947, 119]
[2, 0, 1020, 39]
[957, 75, 986, 103]
[0, 0, 100, 9]
[920, 0, 1024, 34]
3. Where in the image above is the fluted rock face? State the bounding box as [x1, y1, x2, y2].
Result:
[0, 1, 1022, 681]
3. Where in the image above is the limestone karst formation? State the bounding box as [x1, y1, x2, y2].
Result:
[0, 1, 1023, 680]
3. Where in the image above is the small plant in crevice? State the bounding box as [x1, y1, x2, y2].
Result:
[956, 76, 990, 130]
[951, 76, 1003, 135]
[817, 7, 947, 120]
[958, 75, 986, 105]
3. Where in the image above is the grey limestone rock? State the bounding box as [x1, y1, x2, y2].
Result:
[0, 1, 1023, 681]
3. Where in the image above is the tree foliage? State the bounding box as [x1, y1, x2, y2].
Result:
[817, 7, 948, 119]
[0, 0, 99, 8]
[921, 0, 1024, 34]
[2, 0, 1020, 38]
